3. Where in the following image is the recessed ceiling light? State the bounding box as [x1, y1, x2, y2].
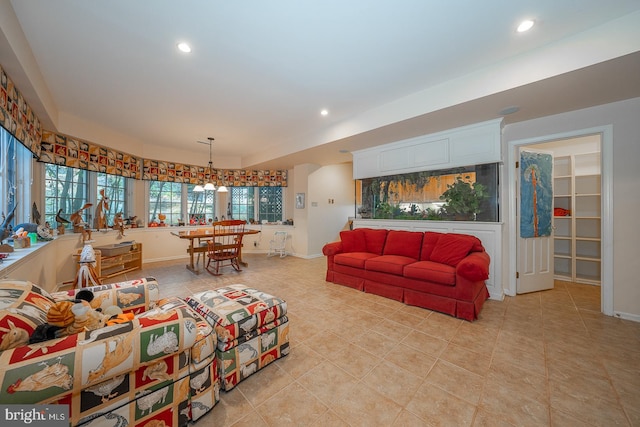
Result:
[499, 106, 520, 116]
[320, 109, 329, 116]
[177, 42, 192, 53]
[517, 20, 535, 33]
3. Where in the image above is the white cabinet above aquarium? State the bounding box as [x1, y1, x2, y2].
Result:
[352, 119, 502, 179]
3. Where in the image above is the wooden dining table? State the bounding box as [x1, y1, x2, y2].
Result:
[171, 228, 260, 274]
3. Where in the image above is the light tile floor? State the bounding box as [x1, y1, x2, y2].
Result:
[115, 255, 639, 426]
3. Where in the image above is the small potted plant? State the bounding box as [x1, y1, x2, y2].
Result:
[440, 176, 488, 220]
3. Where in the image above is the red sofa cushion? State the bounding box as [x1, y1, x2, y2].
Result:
[365, 255, 416, 276]
[404, 260, 456, 286]
[430, 233, 476, 266]
[334, 252, 378, 269]
[420, 232, 442, 261]
[471, 240, 485, 253]
[383, 230, 423, 259]
[457, 252, 490, 281]
[340, 229, 367, 253]
[362, 228, 388, 255]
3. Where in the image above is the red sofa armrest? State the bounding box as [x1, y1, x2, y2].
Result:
[456, 251, 490, 282]
[322, 241, 343, 256]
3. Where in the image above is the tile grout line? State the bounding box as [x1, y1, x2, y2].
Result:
[470, 301, 513, 426]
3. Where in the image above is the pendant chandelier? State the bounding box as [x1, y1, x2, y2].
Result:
[193, 137, 228, 192]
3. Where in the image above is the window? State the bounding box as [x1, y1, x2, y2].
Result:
[258, 187, 283, 223]
[0, 129, 17, 218]
[230, 187, 255, 222]
[44, 164, 89, 228]
[187, 184, 215, 224]
[0, 127, 31, 225]
[230, 187, 284, 223]
[44, 166, 130, 229]
[148, 181, 182, 225]
[146, 183, 220, 226]
[97, 172, 127, 226]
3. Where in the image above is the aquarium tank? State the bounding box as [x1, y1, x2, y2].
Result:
[356, 163, 499, 222]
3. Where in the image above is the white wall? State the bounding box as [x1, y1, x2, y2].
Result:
[291, 164, 317, 257]
[503, 97, 640, 320]
[292, 163, 354, 257]
[308, 163, 355, 256]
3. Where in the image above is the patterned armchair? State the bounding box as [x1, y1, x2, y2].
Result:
[0, 278, 219, 426]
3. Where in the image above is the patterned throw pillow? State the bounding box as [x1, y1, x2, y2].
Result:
[0, 280, 55, 351]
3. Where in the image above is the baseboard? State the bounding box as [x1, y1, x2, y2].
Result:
[614, 311, 640, 323]
[291, 253, 323, 260]
[488, 288, 505, 301]
[145, 255, 187, 263]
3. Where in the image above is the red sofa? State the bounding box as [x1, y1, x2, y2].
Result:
[322, 228, 490, 321]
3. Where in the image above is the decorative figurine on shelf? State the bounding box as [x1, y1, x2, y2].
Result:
[55, 208, 70, 234]
[12, 221, 55, 242]
[37, 222, 54, 241]
[12, 227, 30, 248]
[70, 203, 92, 233]
[82, 227, 94, 244]
[1, 204, 17, 244]
[112, 212, 125, 238]
[158, 213, 167, 227]
[93, 189, 110, 230]
[32, 202, 41, 225]
[75, 243, 101, 288]
[125, 215, 138, 228]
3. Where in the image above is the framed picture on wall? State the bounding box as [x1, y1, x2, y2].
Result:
[295, 193, 305, 209]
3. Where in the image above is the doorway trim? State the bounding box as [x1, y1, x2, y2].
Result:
[506, 125, 613, 315]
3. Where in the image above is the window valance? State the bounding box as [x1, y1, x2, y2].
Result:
[143, 159, 287, 187]
[0, 64, 42, 158]
[40, 130, 141, 178]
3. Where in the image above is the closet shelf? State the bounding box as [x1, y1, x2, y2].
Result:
[553, 152, 601, 285]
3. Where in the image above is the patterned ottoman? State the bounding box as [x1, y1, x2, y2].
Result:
[184, 284, 289, 391]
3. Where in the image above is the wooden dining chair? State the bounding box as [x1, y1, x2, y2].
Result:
[205, 220, 246, 275]
[196, 235, 213, 267]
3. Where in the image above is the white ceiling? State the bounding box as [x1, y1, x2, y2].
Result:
[2, 0, 640, 170]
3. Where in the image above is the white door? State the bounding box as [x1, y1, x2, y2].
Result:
[517, 148, 554, 294]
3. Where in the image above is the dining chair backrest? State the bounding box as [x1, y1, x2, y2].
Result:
[213, 219, 246, 235]
[206, 220, 246, 275]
